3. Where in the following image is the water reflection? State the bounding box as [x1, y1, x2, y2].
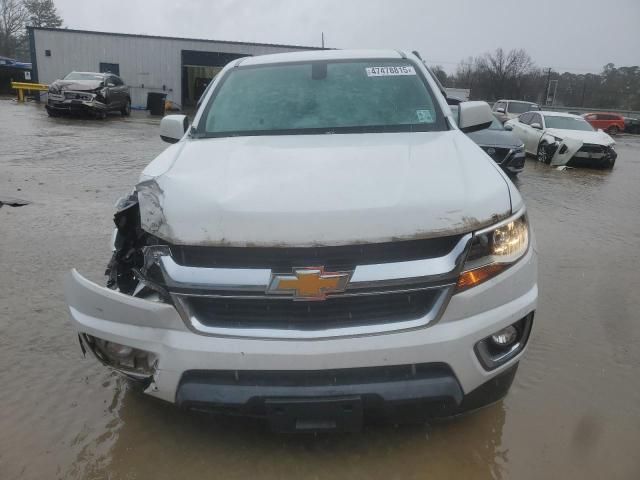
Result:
[66, 382, 508, 480]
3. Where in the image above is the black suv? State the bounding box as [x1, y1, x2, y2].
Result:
[46, 71, 131, 118]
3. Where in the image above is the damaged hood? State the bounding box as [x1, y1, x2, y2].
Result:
[50, 79, 103, 91]
[138, 131, 513, 247]
[545, 128, 614, 146]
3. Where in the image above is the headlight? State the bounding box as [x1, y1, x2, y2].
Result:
[49, 85, 59, 94]
[513, 144, 525, 155]
[456, 210, 529, 292]
[136, 180, 167, 236]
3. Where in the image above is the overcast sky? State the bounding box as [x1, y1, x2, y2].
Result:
[54, 0, 639, 74]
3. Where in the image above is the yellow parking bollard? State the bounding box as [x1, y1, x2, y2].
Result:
[11, 82, 49, 102]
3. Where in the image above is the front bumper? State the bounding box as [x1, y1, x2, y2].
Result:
[65, 244, 537, 425]
[568, 148, 617, 168]
[46, 94, 107, 113]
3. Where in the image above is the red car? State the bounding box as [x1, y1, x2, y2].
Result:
[582, 113, 625, 135]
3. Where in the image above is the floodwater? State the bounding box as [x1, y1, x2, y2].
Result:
[1, 99, 639, 479]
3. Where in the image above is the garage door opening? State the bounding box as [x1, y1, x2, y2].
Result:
[181, 50, 247, 107]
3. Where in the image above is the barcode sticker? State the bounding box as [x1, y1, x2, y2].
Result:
[366, 66, 416, 77]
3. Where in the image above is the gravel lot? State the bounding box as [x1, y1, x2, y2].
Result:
[1, 98, 639, 479]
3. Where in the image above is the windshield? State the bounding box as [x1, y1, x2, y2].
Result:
[544, 115, 594, 131]
[64, 72, 105, 81]
[508, 102, 539, 114]
[198, 60, 445, 137]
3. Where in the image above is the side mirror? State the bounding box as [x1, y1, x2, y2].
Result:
[504, 123, 514, 131]
[496, 107, 505, 114]
[458, 101, 494, 133]
[530, 122, 542, 130]
[160, 114, 189, 143]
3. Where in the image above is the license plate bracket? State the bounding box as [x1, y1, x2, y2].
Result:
[265, 396, 363, 433]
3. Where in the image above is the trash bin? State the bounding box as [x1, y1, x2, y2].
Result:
[147, 92, 167, 116]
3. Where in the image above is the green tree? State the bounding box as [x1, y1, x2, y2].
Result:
[24, 0, 62, 28]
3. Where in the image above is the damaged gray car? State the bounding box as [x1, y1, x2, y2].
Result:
[46, 71, 131, 118]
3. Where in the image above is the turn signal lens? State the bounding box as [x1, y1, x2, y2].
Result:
[456, 264, 507, 292]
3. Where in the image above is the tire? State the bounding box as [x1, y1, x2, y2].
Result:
[46, 108, 60, 117]
[95, 111, 107, 120]
[608, 125, 619, 135]
[121, 98, 131, 116]
[537, 142, 551, 164]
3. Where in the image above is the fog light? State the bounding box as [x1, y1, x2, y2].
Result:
[85, 335, 156, 376]
[104, 342, 134, 359]
[474, 314, 534, 371]
[491, 326, 518, 347]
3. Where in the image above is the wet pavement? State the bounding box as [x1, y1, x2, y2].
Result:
[1, 98, 639, 479]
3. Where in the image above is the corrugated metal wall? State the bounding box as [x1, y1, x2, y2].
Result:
[32, 29, 311, 108]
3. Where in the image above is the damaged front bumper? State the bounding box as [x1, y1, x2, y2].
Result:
[64, 250, 537, 415]
[545, 138, 617, 168]
[46, 92, 108, 114]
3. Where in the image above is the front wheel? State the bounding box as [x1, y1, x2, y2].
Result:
[121, 98, 131, 116]
[537, 142, 551, 164]
[608, 125, 619, 135]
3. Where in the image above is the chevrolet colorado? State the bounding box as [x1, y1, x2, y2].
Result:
[65, 50, 537, 432]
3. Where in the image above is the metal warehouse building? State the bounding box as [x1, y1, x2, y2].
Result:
[28, 27, 319, 108]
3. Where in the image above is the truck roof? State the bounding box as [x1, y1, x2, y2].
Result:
[239, 49, 407, 67]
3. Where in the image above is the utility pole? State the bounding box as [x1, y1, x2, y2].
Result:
[581, 77, 587, 107]
[321, 32, 325, 49]
[544, 67, 552, 105]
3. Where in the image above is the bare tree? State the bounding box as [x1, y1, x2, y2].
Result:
[24, 0, 62, 28]
[430, 65, 448, 86]
[453, 56, 475, 88]
[476, 48, 534, 99]
[0, 0, 27, 57]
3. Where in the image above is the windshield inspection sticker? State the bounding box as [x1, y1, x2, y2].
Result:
[366, 66, 416, 77]
[416, 109, 434, 123]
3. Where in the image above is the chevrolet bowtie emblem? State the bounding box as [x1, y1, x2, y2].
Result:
[267, 267, 352, 300]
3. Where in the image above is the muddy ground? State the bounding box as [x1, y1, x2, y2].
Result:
[1, 99, 639, 479]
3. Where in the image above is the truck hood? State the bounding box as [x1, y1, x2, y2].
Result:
[138, 131, 513, 247]
[545, 128, 614, 145]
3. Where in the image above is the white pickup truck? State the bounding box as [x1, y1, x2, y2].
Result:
[65, 49, 537, 433]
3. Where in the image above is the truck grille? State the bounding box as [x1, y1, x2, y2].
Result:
[181, 289, 442, 331]
[158, 234, 470, 338]
[169, 235, 463, 270]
